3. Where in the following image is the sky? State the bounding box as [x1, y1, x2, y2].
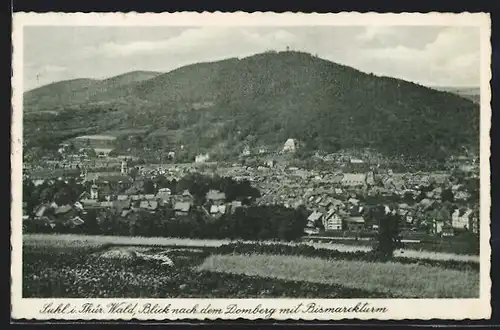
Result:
[23, 26, 481, 91]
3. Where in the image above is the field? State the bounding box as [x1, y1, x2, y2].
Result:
[198, 254, 479, 298]
[22, 234, 480, 298]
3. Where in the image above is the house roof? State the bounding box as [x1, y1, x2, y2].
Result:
[156, 192, 172, 200]
[84, 173, 100, 182]
[346, 216, 365, 223]
[174, 202, 191, 212]
[231, 200, 242, 207]
[99, 201, 114, 208]
[324, 209, 338, 220]
[117, 195, 129, 201]
[181, 189, 193, 197]
[341, 173, 367, 184]
[121, 209, 133, 217]
[139, 200, 158, 210]
[331, 199, 343, 206]
[308, 211, 323, 222]
[420, 198, 433, 206]
[80, 199, 98, 206]
[35, 204, 49, 217]
[455, 208, 473, 217]
[319, 199, 331, 207]
[69, 216, 85, 226]
[206, 190, 226, 201]
[54, 205, 72, 215]
[210, 205, 220, 214]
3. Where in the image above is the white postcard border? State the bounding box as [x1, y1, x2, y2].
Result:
[11, 12, 492, 321]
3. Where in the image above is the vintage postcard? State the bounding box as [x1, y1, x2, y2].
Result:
[11, 12, 491, 321]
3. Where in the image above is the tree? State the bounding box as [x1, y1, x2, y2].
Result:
[402, 191, 414, 204]
[39, 185, 55, 203]
[67, 141, 77, 154]
[129, 167, 139, 181]
[82, 209, 100, 234]
[143, 180, 156, 194]
[441, 188, 454, 203]
[372, 207, 403, 261]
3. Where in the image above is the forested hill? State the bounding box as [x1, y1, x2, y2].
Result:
[23, 51, 479, 160]
[24, 71, 162, 111]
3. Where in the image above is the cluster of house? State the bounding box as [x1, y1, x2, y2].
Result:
[208, 163, 479, 237]
[24, 137, 480, 238]
[26, 173, 244, 230]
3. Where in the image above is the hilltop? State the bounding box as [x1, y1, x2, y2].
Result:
[23, 51, 480, 161]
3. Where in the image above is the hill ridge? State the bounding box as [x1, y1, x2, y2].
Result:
[23, 50, 479, 161]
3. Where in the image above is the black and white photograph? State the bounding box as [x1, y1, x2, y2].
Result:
[11, 12, 491, 320]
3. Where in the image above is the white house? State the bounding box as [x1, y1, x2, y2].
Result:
[195, 153, 210, 163]
[121, 160, 128, 174]
[452, 209, 473, 230]
[341, 173, 367, 187]
[323, 209, 342, 231]
[242, 146, 251, 157]
[282, 138, 297, 153]
[90, 184, 99, 200]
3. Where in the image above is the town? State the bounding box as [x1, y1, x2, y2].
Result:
[22, 133, 480, 251]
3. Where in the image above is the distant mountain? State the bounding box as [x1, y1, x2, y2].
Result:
[23, 51, 480, 160]
[24, 70, 163, 111]
[24, 78, 98, 110]
[431, 86, 480, 104]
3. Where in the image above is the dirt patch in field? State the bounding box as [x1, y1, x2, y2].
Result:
[99, 249, 137, 260]
[96, 246, 183, 266]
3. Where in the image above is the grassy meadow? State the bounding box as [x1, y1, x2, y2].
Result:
[197, 254, 479, 298]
